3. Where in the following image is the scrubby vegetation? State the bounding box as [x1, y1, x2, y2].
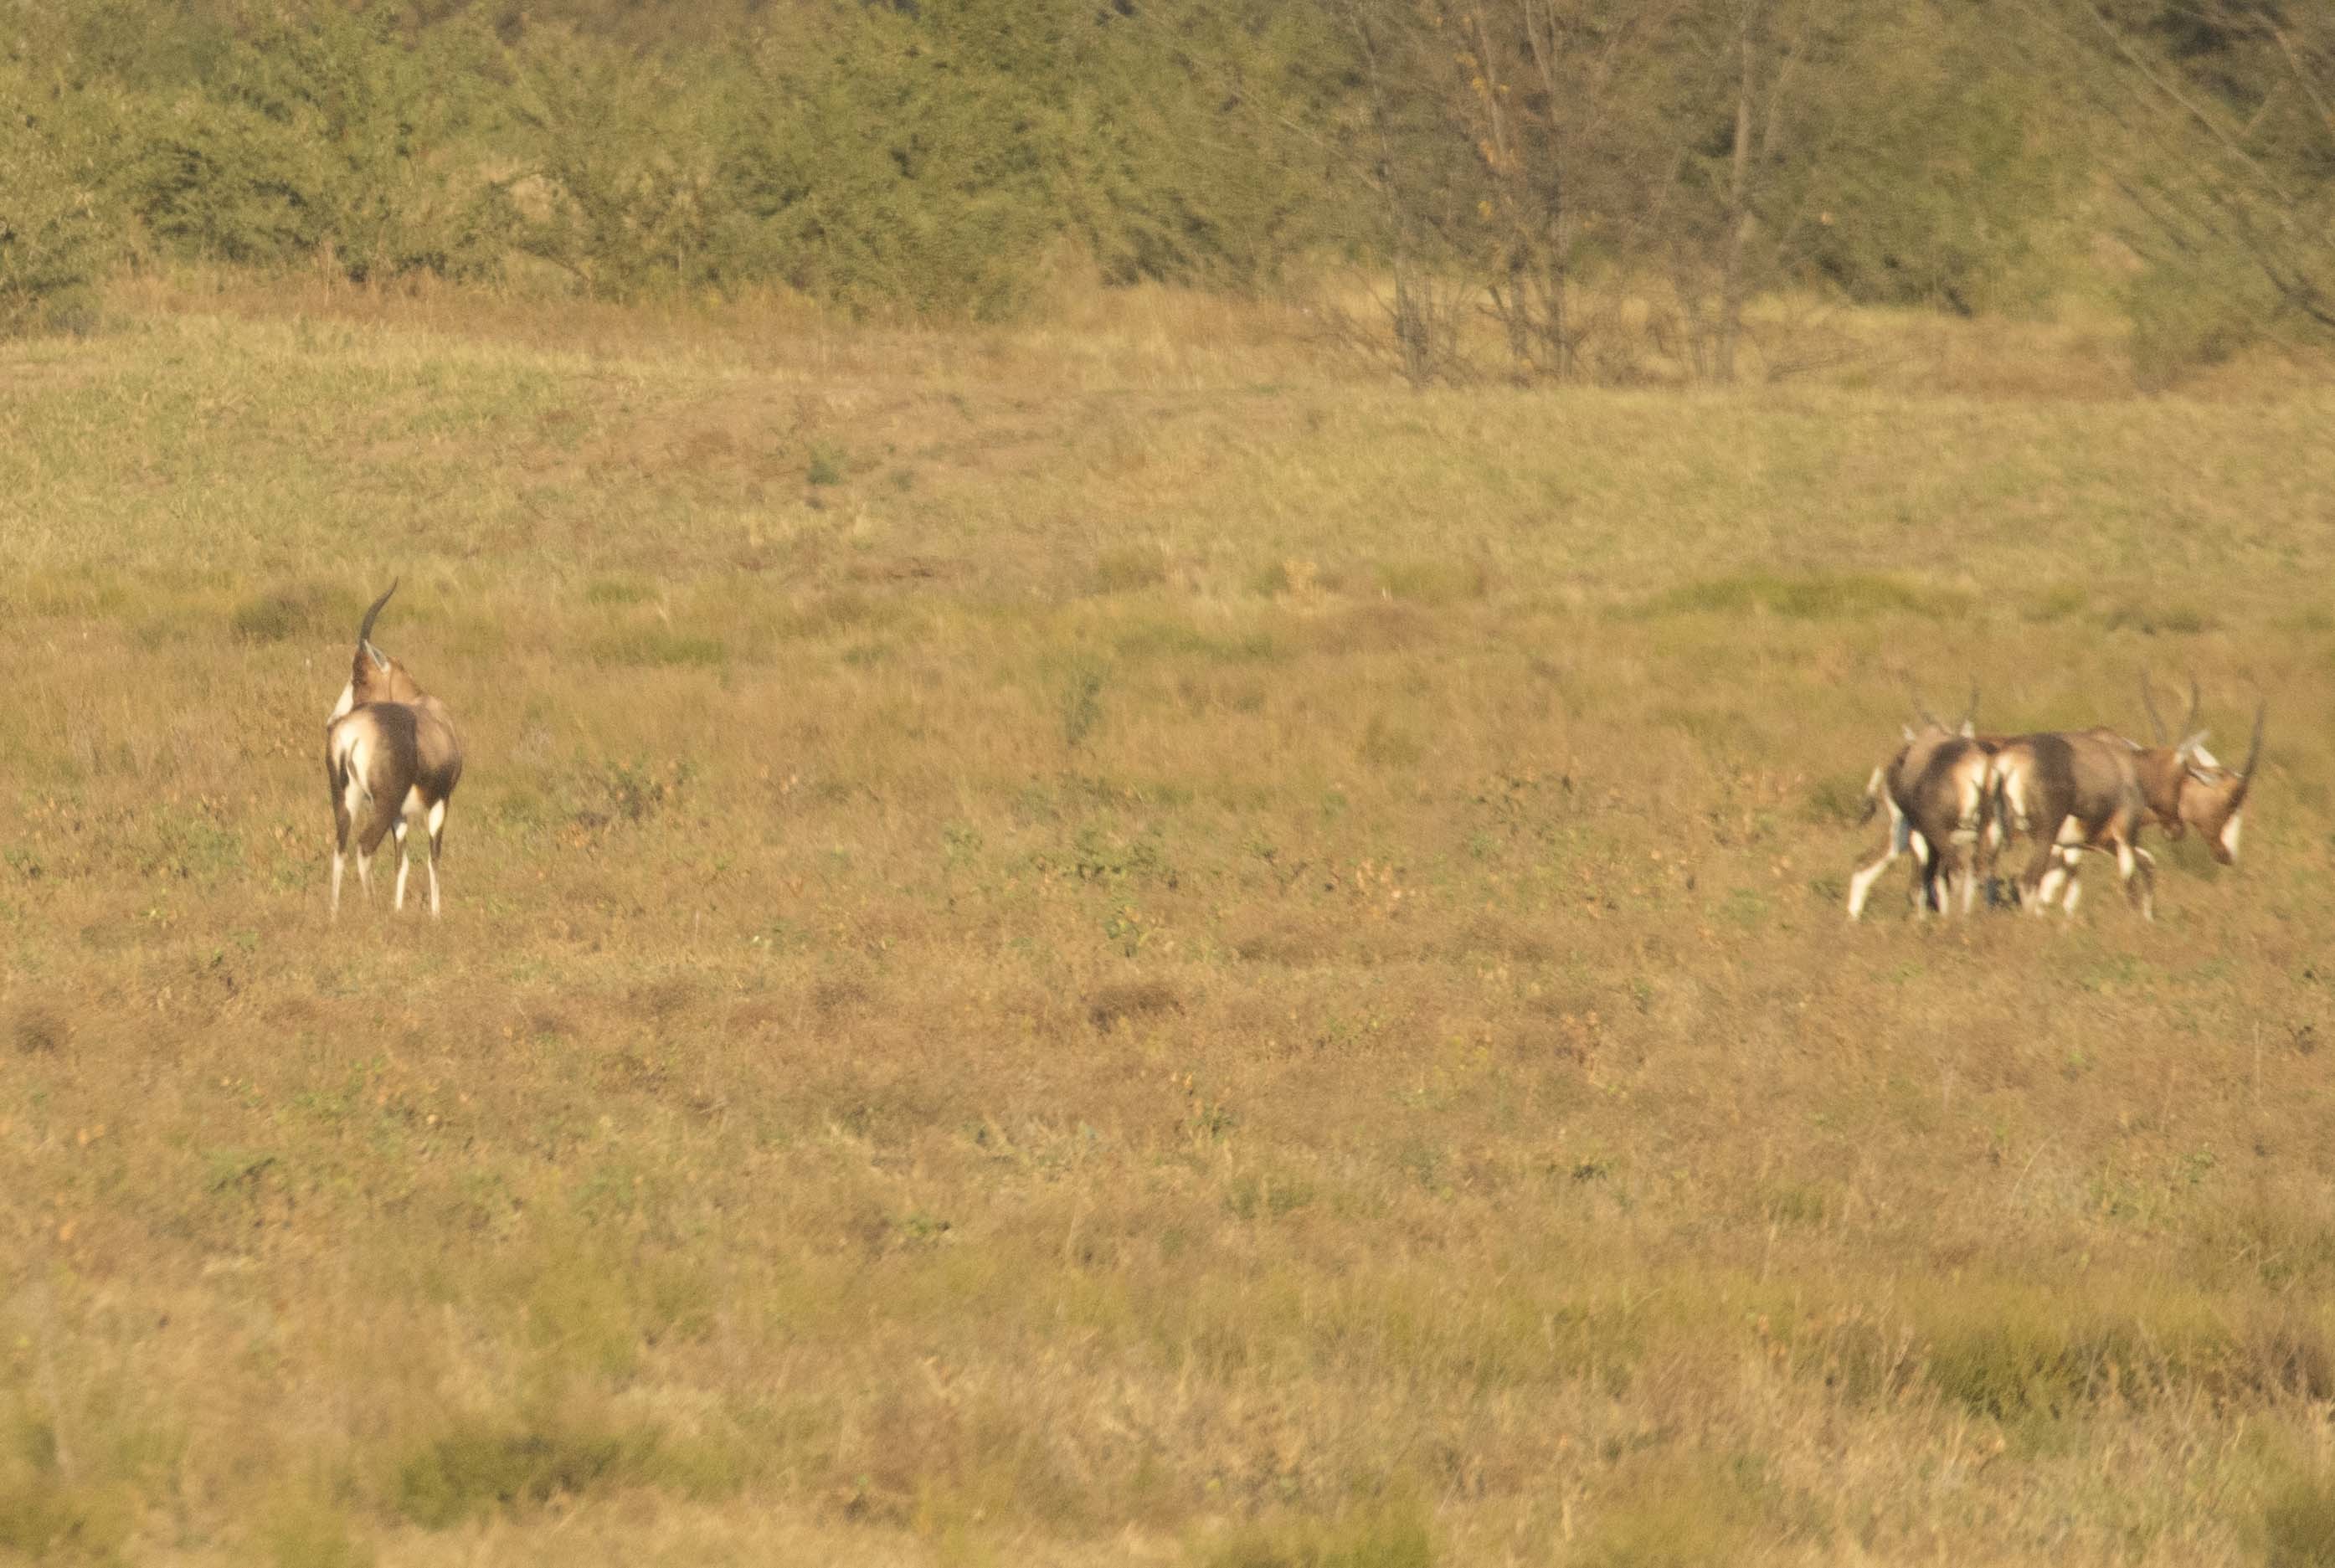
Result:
[3, 0, 2333, 384]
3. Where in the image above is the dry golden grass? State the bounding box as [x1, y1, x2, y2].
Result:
[3, 270, 2335, 1565]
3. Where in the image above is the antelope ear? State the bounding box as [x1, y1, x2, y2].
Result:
[1958, 719, 1975, 738]
[366, 642, 389, 671]
[2176, 729, 2209, 759]
[1901, 724, 1917, 743]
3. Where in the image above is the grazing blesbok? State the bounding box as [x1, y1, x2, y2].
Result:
[1848, 690, 1996, 920]
[2136, 672, 2265, 865]
[1984, 730, 2154, 920]
[325, 580, 463, 918]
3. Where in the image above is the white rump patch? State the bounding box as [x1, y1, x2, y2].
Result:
[329, 680, 356, 724]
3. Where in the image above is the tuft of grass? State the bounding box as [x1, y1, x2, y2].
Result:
[1199, 1493, 1434, 1568]
[806, 442, 848, 487]
[2260, 1472, 2335, 1568]
[1091, 544, 1169, 595]
[12, 1005, 66, 1055]
[391, 1422, 660, 1529]
[230, 584, 332, 644]
[260, 1488, 373, 1568]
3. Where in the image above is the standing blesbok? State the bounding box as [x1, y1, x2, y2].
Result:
[325, 580, 463, 918]
[2137, 672, 2265, 865]
[1848, 688, 1996, 920]
[1984, 730, 2154, 920]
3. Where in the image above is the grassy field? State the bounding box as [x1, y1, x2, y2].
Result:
[3, 272, 2335, 1565]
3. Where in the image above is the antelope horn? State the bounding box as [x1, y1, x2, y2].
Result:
[2241, 697, 2265, 780]
[2140, 670, 2169, 744]
[2183, 672, 2201, 736]
[1955, 682, 1978, 734]
[1906, 679, 1942, 730]
[356, 578, 399, 651]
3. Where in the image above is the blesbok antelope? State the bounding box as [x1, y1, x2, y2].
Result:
[1847, 690, 1996, 920]
[324, 580, 463, 918]
[1984, 730, 2154, 920]
[2136, 672, 2265, 865]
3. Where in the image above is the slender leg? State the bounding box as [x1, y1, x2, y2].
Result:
[393, 821, 410, 912]
[427, 800, 446, 918]
[1848, 834, 1903, 920]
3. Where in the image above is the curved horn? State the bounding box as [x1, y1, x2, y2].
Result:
[356, 578, 399, 650]
[1956, 682, 1978, 732]
[1906, 680, 1942, 730]
[2241, 698, 2265, 779]
[2140, 671, 2169, 744]
[2183, 673, 2201, 736]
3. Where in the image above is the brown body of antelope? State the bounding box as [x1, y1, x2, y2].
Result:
[1985, 731, 2154, 919]
[325, 581, 463, 918]
[1847, 694, 1998, 920]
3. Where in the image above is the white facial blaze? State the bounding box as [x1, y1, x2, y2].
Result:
[2220, 808, 2244, 861]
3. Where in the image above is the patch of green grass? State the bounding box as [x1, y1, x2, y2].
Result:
[1638, 571, 1970, 621]
[589, 628, 729, 668]
[1373, 558, 1488, 605]
[584, 577, 655, 607]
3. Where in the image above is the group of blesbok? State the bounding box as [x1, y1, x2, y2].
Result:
[311, 581, 2264, 928]
[1848, 678, 2263, 923]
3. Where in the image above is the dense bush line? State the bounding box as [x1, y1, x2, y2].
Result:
[2, 0, 2331, 378]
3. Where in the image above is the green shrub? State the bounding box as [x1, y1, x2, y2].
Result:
[0, 67, 118, 335]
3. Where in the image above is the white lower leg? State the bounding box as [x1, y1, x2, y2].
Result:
[356, 851, 373, 898]
[330, 850, 344, 918]
[2034, 865, 2065, 913]
[1848, 851, 1896, 920]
